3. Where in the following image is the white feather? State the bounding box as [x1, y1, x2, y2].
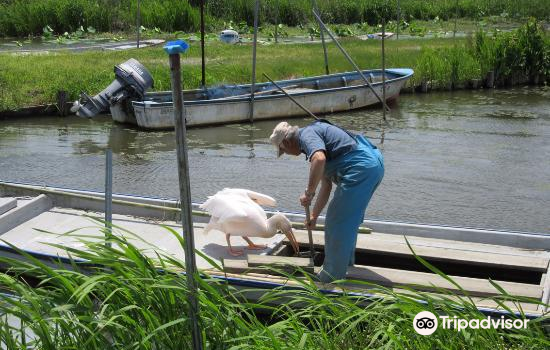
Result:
[200, 189, 283, 238]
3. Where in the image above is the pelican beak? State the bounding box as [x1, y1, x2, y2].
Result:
[284, 228, 300, 255]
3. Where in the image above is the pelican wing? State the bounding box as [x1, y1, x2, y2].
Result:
[218, 188, 277, 207]
[200, 194, 249, 222]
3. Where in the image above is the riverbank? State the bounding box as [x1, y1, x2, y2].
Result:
[1, 0, 548, 37]
[0, 21, 548, 113]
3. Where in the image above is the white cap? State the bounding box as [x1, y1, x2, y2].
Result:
[269, 121, 292, 157]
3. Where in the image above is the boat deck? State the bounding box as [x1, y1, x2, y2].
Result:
[0, 197, 286, 269]
[0, 188, 549, 315]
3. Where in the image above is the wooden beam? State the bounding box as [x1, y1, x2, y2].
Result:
[223, 256, 315, 275]
[538, 265, 550, 313]
[248, 255, 314, 273]
[346, 265, 543, 298]
[292, 231, 550, 271]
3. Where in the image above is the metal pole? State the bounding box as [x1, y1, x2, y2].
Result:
[396, 0, 400, 40]
[312, 0, 329, 75]
[304, 204, 315, 264]
[104, 148, 112, 247]
[263, 73, 319, 120]
[454, 0, 458, 38]
[274, 0, 279, 43]
[249, 0, 260, 123]
[382, 16, 387, 122]
[313, 10, 390, 112]
[165, 40, 203, 350]
[200, 0, 206, 87]
[136, 0, 141, 48]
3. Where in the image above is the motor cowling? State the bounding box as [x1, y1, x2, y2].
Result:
[72, 58, 153, 118]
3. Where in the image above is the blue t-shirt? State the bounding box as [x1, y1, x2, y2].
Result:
[298, 121, 357, 161]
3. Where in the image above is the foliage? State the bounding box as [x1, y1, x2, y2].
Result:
[0, 223, 548, 349]
[473, 18, 549, 84]
[1, 0, 550, 37]
[0, 0, 202, 37]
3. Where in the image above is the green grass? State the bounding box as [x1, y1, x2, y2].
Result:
[0, 221, 548, 349]
[0, 20, 548, 111]
[0, 37, 442, 110]
[1, 0, 549, 37]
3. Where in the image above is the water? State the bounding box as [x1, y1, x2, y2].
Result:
[0, 87, 548, 233]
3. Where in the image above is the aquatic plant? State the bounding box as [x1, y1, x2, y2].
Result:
[1, 0, 550, 37]
[474, 19, 549, 86]
[0, 223, 547, 349]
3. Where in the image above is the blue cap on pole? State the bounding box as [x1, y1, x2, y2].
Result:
[163, 40, 189, 55]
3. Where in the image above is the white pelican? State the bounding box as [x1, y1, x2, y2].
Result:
[200, 188, 300, 256]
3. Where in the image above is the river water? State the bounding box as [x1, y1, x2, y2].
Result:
[0, 87, 548, 233]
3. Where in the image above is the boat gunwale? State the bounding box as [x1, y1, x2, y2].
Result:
[1, 180, 547, 237]
[132, 68, 414, 108]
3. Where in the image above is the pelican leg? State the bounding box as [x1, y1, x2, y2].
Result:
[226, 234, 244, 256]
[243, 236, 267, 250]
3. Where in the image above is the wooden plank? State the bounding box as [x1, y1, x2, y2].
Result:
[223, 258, 314, 275]
[368, 232, 550, 258]
[538, 265, 550, 313]
[292, 231, 549, 271]
[248, 255, 314, 273]
[346, 265, 543, 298]
[0, 198, 16, 216]
[221, 259, 250, 274]
[205, 269, 541, 314]
[392, 288, 541, 313]
[0, 194, 52, 235]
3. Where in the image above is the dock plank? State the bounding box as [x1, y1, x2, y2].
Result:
[206, 269, 542, 313]
[368, 232, 550, 258]
[0, 194, 52, 235]
[224, 257, 314, 275]
[0, 198, 16, 216]
[248, 255, 314, 273]
[346, 265, 543, 298]
[292, 231, 549, 272]
[392, 288, 541, 313]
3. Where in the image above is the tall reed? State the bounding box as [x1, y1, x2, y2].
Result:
[0, 222, 548, 349]
[1, 0, 549, 37]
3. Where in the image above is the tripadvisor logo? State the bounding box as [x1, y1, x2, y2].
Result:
[413, 311, 529, 335]
[413, 311, 438, 335]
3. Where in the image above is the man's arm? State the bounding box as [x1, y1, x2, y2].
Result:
[300, 150, 326, 207]
[308, 176, 332, 228]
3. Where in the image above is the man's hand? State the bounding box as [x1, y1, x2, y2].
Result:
[300, 190, 315, 207]
[305, 214, 317, 230]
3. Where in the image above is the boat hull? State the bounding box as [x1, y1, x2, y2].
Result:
[114, 69, 413, 130]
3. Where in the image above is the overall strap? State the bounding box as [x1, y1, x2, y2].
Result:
[315, 119, 358, 141]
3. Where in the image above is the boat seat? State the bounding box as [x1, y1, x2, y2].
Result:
[341, 76, 348, 87]
[369, 73, 375, 83]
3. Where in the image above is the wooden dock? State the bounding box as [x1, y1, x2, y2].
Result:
[1, 182, 549, 315]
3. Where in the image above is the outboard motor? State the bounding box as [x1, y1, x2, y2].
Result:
[71, 58, 153, 118]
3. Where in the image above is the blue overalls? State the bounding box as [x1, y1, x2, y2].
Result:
[317, 134, 384, 283]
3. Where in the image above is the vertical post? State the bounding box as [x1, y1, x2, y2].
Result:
[313, 10, 390, 112]
[396, 0, 400, 40]
[200, 0, 206, 88]
[164, 40, 203, 350]
[312, 0, 329, 75]
[104, 149, 112, 247]
[57, 90, 67, 117]
[274, 0, 279, 43]
[249, 0, 260, 123]
[454, 0, 458, 38]
[382, 16, 387, 122]
[136, 0, 141, 48]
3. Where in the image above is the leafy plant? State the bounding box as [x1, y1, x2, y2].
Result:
[0, 222, 546, 349]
